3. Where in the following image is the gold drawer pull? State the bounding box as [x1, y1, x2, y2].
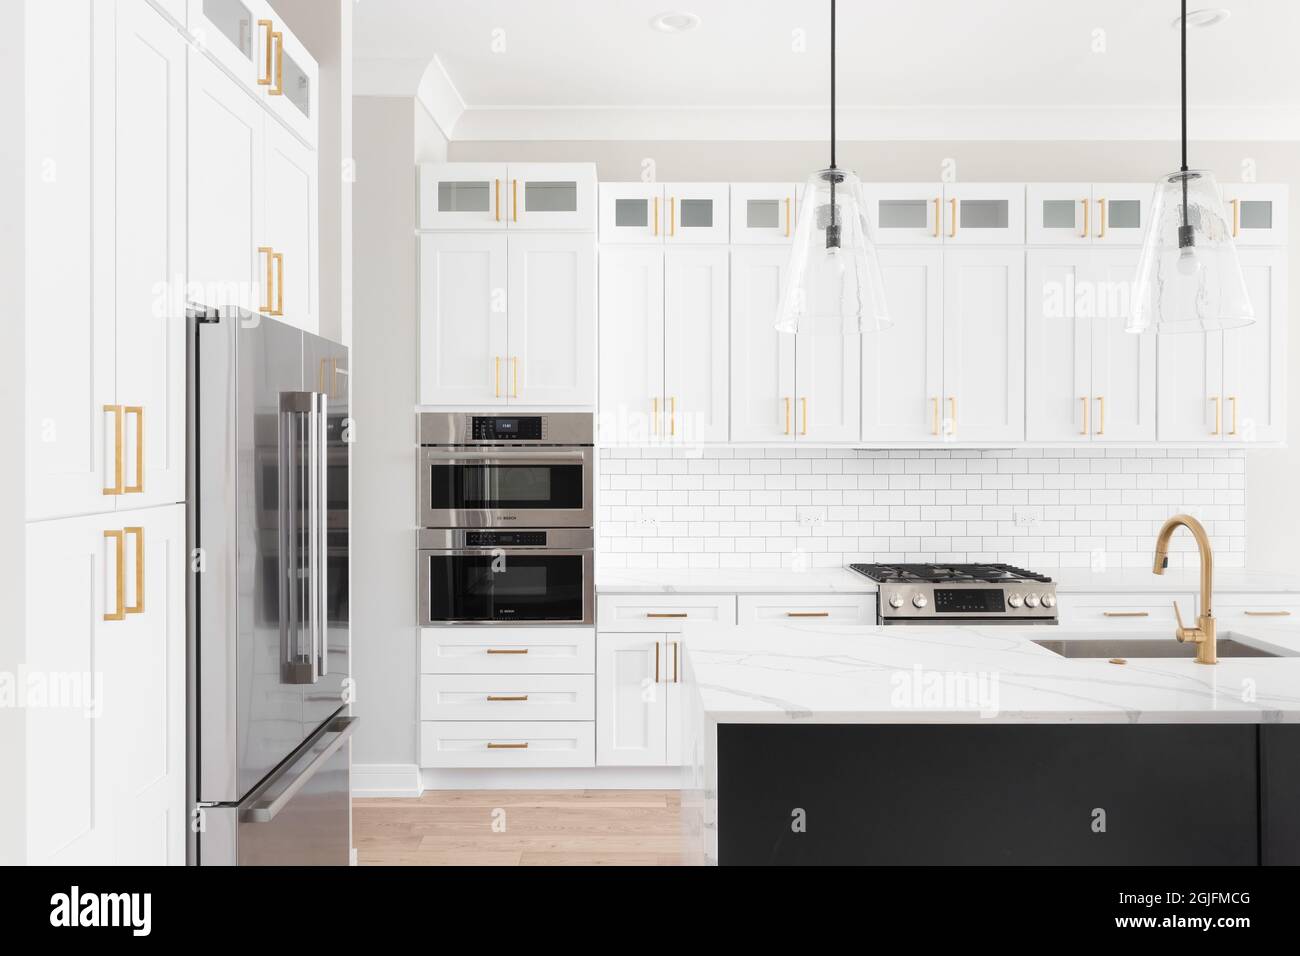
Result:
[1228, 395, 1238, 437]
[784, 196, 791, 237]
[673, 641, 680, 683]
[103, 529, 126, 622]
[1097, 197, 1107, 238]
[1210, 395, 1221, 436]
[1103, 611, 1150, 617]
[931, 197, 940, 238]
[800, 397, 808, 436]
[1079, 396, 1088, 436]
[784, 396, 792, 435]
[647, 612, 688, 618]
[931, 397, 940, 436]
[1080, 197, 1089, 238]
[786, 611, 830, 617]
[486, 648, 529, 654]
[486, 695, 528, 702]
[1244, 610, 1292, 617]
[949, 197, 957, 238]
[495, 179, 501, 221]
[1230, 197, 1240, 237]
[1094, 395, 1105, 436]
[487, 742, 528, 750]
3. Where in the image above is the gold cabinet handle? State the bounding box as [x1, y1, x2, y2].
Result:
[124, 406, 144, 493]
[103, 529, 126, 621]
[647, 612, 688, 619]
[511, 356, 520, 398]
[800, 397, 808, 436]
[103, 404, 124, 495]
[487, 742, 528, 750]
[784, 196, 791, 237]
[485, 648, 529, 654]
[257, 19, 274, 86]
[670, 196, 676, 237]
[1230, 198, 1240, 237]
[1244, 610, 1292, 617]
[486, 695, 528, 702]
[495, 179, 501, 222]
[673, 641, 680, 683]
[1228, 395, 1238, 437]
[948, 396, 957, 435]
[273, 251, 284, 316]
[669, 396, 676, 436]
[932, 197, 940, 238]
[1094, 395, 1105, 436]
[258, 246, 276, 314]
[124, 526, 144, 614]
[1080, 197, 1089, 239]
[653, 195, 659, 236]
[1211, 395, 1222, 436]
[494, 356, 501, 398]
[1079, 396, 1089, 436]
[1097, 197, 1107, 238]
[1104, 611, 1150, 617]
[269, 30, 283, 96]
[652, 396, 659, 435]
[655, 641, 661, 683]
[784, 397, 792, 436]
[512, 179, 518, 222]
[949, 197, 958, 238]
[931, 397, 940, 436]
[786, 611, 830, 618]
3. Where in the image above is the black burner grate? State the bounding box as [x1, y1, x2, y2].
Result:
[848, 562, 1053, 585]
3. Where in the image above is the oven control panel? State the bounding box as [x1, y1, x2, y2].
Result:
[879, 583, 1058, 622]
[464, 531, 548, 547]
[471, 416, 544, 441]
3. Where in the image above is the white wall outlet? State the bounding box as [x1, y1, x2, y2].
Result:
[634, 515, 658, 529]
[1013, 506, 1042, 530]
[796, 506, 827, 527]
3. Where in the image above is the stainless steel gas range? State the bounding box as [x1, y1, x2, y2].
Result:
[848, 563, 1059, 625]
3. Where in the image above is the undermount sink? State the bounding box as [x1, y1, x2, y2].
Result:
[1033, 635, 1289, 660]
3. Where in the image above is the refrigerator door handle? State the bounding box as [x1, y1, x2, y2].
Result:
[314, 391, 328, 679]
[280, 392, 318, 684]
[243, 716, 357, 824]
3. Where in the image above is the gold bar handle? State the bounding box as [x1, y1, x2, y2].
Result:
[486, 742, 528, 750]
[931, 397, 940, 437]
[784, 396, 791, 436]
[1103, 611, 1150, 617]
[103, 404, 124, 495]
[653, 195, 659, 236]
[948, 396, 957, 435]
[495, 356, 501, 398]
[786, 611, 830, 618]
[800, 396, 808, 436]
[486, 695, 528, 702]
[669, 396, 676, 437]
[258, 246, 276, 314]
[124, 526, 144, 614]
[486, 648, 529, 654]
[257, 19, 274, 86]
[1230, 198, 1240, 238]
[1080, 197, 1089, 239]
[512, 179, 518, 222]
[273, 252, 284, 316]
[932, 197, 940, 238]
[655, 641, 660, 683]
[652, 397, 659, 435]
[1094, 395, 1105, 436]
[647, 612, 688, 619]
[673, 641, 680, 683]
[1210, 395, 1222, 436]
[1079, 397, 1089, 436]
[670, 196, 676, 237]
[1097, 197, 1107, 238]
[495, 179, 501, 222]
[269, 31, 283, 96]
[1228, 395, 1238, 437]
[784, 196, 791, 237]
[949, 197, 958, 238]
[1244, 610, 1292, 617]
[124, 406, 144, 494]
[512, 356, 520, 399]
[103, 529, 126, 622]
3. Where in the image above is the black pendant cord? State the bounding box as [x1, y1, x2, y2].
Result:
[829, 0, 836, 170]
[1180, 0, 1190, 230]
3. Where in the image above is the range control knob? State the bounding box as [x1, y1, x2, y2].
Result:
[1025, 593, 1041, 608]
[888, 593, 905, 609]
[1041, 593, 1056, 608]
[1007, 593, 1024, 608]
[912, 593, 928, 609]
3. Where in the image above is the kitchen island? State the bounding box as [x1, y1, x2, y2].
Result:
[680, 622, 1300, 865]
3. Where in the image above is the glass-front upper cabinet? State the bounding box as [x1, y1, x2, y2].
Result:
[1028, 184, 1150, 246]
[423, 164, 595, 231]
[598, 183, 662, 243]
[662, 183, 729, 244]
[730, 183, 801, 244]
[189, 0, 258, 87]
[942, 183, 1025, 245]
[1220, 183, 1289, 246]
[598, 183, 729, 243]
[507, 163, 596, 231]
[862, 184, 944, 245]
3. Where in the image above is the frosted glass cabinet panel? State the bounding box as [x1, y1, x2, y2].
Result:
[1028, 184, 1150, 246]
[730, 183, 801, 244]
[1220, 184, 1288, 246]
[943, 184, 1025, 245]
[863, 184, 943, 244]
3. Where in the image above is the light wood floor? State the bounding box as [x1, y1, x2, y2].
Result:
[353, 790, 683, 866]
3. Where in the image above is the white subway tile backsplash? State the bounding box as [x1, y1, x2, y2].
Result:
[596, 448, 1247, 571]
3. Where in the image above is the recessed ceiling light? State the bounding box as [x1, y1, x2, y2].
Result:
[1172, 7, 1231, 28]
[650, 12, 700, 33]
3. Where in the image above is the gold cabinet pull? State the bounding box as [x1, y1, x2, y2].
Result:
[486, 695, 528, 702]
[1094, 395, 1105, 436]
[269, 30, 283, 96]
[784, 397, 792, 436]
[669, 196, 676, 237]
[931, 397, 940, 436]
[511, 356, 520, 398]
[1079, 396, 1089, 436]
[273, 251, 284, 316]
[655, 641, 661, 683]
[784, 196, 791, 237]
[1210, 395, 1222, 436]
[487, 742, 528, 750]
[1097, 197, 1107, 238]
[948, 396, 957, 435]
[103, 529, 126, 622]
[1080, 197, 1089, 239]
[1230, 198, 1240, 237]
[1228, 395, 1238, 436]
[1244, 610, 1292, 617]
[124, 406, 144, 493]
[669, 396, 676, 436]
[257, 19, 274, 86]
[103, 404, 124, 495]
[673, 641, 680, 683]
[653, 195, 659, 236]
[652, 396, 659, 435]
[949, 197, 957, 238]
[1103, 610, 1150, 617]
[486, 648, 529, 654]
[800, 396, 808, 436]
[932, 197, 940, 238]
[512, 179, 518, 222]
[258, 246, 276, 313]
[124, 526, 144, 614]
[494, 356, 502, 398]
[786, 611, 830, 617]
[495, 179, 501, 222]
[647, 612, 688, 619]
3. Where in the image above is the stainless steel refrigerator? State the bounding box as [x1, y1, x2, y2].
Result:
[187, 306, 355, 866]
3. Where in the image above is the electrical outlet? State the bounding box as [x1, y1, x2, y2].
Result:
[1013, 506, 1042, 530]
[796, 506, 826, 527]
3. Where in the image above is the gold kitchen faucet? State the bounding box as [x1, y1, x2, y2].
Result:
[1152, 514, 1217, 665]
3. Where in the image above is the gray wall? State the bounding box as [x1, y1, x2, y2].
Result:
[451, 138, 1300, 573]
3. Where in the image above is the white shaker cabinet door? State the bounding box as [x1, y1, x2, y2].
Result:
[263, 116, 319, 333]
[1222, 249, 1287, 444]
[1025, 251, 1091, 442]
[595, 634, 668, 767]
[505, 233, 596, 406]
[598, 247, 665, 442]
[664, 247, 730, 443]
[418, 162, 509, 230]
[730, 248, 796, 442]
[418, 233, 508, 406]
[1089, 250, 1155, 442]
[1158, 332, 1224, 442]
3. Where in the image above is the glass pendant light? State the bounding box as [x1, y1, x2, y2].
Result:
[776, 0, 889, 335]
[1128, 0, 1253, 334]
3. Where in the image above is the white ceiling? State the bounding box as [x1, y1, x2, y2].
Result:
[354, 0, 1300, 140]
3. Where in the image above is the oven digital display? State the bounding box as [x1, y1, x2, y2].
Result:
[472, 416, 543, 440]
[934, 588, 1005, 613]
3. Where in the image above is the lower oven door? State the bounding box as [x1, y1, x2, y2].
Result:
[419, 548, 594, 626]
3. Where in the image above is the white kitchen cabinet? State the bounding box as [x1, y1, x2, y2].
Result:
[942, 248, 1025, 443]
[418, 233, 508, 406]
[598, 182, 729, 244]
[1157, 325, 1223, 442]
[943, 183, 1025, 245]
[1209, 594, 1300, 623]
[188, 0, 259, 90]
[596, 593, 738, 627]
[263, 117, 319, 332]
[420, 627, 596, 675]
[662, 183, 730, 244]
[863, 183, 944, 245]
[1220, 183, 1288, 246]
[595, 633, 670, 766]
[507, 233, 597, 405]
[598, 182, 663, 244]
[862, 248, 944, 442]
[26, 505, 186, 865]
[1026, 249, 1154, 443]
[1056, 592, 1196, 627]
[1091, 184, 1150, 246]
[508, 163, 597, 231]
[664, 248, 730, 442]
[421, 162, 595, 231]
[421, 721, 595, 768]
[796, 319, 861, 442]
[730, 248, 796, 442]
[737, 593, 875, 625]
[598, 248, 664, 442]
[420, 674, 595, 722]
[1027, 184, 1150, 247]
[730, 182, 801, 244]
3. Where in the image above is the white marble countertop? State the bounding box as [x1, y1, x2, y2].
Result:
[1051, 568, 1300, 593]
[682, 621, 1300, 724]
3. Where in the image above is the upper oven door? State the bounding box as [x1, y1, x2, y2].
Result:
[420, 447, 594, 528]
[418, 548, 594, 625]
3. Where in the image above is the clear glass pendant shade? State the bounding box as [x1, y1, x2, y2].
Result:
[1128, 169, 1253, 333]
[777, 167, 891, 335]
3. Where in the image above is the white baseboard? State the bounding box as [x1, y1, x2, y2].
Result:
[421, 766, 684, 791]
[352, 763, 424, 798]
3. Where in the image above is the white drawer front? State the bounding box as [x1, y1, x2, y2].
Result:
[420, 674, 594, 721]
[1057, 592, 1196, 626]
[738, 593, 875, 625]
[420, 627, 595, 675]
[597, 594, 737, 628]
[1211, 594, 1300, 623]
[421, 721, 595, 768]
